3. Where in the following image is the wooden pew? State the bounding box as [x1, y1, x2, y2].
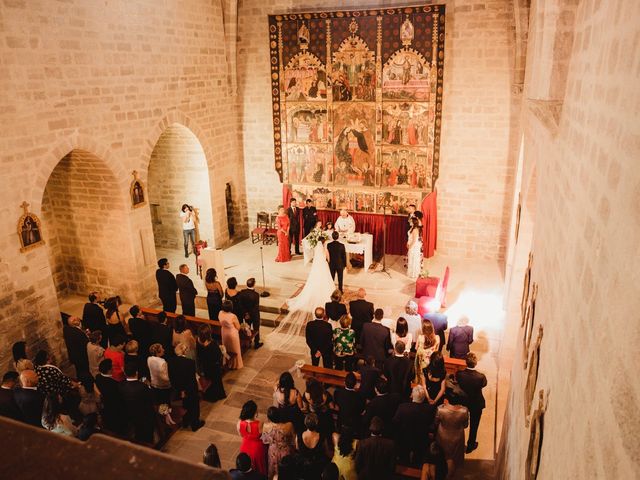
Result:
[395, 464, 426, 479]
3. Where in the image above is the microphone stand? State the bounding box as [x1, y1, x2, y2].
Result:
[259, 246, 270, 297]
[376, 210, 391, 278]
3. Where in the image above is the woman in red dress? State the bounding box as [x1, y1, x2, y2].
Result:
[275, 206, 291, 262]
[237, 400, 267, 476]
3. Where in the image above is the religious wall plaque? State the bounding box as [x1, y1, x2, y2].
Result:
[525, 324, 543, 424]
[130, 170, 146, 208]
[17, 201, 45, 252]
[525, 389, 548, 480]
[521, 252, 533, 325]
[523, 282, 538, 368]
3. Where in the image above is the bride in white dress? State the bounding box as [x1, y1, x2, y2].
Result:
[270, 239, 335, 349]
[407, 217, 423, 279]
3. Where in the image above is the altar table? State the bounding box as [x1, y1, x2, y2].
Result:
[302, 233, 374, 272]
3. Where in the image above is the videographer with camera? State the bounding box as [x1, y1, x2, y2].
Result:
[180, 204, 196, 258]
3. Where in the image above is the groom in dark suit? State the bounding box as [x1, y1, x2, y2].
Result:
[287, 198, 301, 255]
[327, 231, 347, 292]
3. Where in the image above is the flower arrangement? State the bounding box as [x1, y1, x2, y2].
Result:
[306, 228, 329, 248]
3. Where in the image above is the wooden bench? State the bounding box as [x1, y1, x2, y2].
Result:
[395, 464, 426, 479]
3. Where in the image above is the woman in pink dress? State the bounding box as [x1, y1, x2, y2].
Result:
[219, 300, 243, 369]
[237, 400, 267, 476]
[275, 206, 291, 262]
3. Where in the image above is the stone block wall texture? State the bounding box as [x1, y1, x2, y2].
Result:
[0, 0, 246, 370]
[148, 124, 215, 250]
[237, 0, 517, 260]
[498, 0, 640, 478]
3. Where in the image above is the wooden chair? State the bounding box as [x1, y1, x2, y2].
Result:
[262, 212, 278, 245]
[251, 211, 270, 244]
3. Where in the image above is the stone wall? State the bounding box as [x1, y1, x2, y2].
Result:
[497, 0, 640, 478]
[237, 0, 518, 260]
[0, 0, 246, 370]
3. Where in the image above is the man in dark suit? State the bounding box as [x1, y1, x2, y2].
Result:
[406, 204, 423, 232]
[423, 312, 448, 353]
[156, 258, 178, 313]
[383, 342, 414, 399]
[362, 378, 401, 438]
[302, 198, 318, 237]
[151, 311, 173, 356]
[13, 370, 44, 428]
[360, 309, 392, 368]
[168, 342, 204, 432]
[349, 288, 374, 343]
[94, 359, 126, 435]
[63, 316, 90, 379]
[0, 371, 22, 421]
[237, 278, 262, 349]
[456, 352, 487, 453]
[358, 356, 381, 400]
[118, 362, 156, 443]
[82, 292, 107, 346]
[447, 316, 474, 359]
[176, 264, 198, 317]
[334, 372, 365, 433]
[325, 289, 347, 323]
[304, 307, 333, 368]
[229, 453, 266, 480]
[326, 231, 347, 292]
[128, 305, 152, 358]
[393, 385, 436, 466]
[355, 416, 396, 480]
[287, 198, 301, 255]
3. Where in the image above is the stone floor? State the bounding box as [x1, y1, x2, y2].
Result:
[59, 238, 513, 477]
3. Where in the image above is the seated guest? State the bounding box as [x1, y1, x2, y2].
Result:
[414, 319, 439, 385]
[424, 351, 446, 406]
[348, 289, 374, 343]
[403, 300, 423, 339]
[219, 300, 243, 370]
[172, 314, 197, 361]
[103, 335, 126, 382]
[333, 315, 355, 371]
[392, 385, 436, 466]
[456, 352, 487, 453]
[168, 342, 204, 432]
[0, 371, 22, 421]
[383, 342, 414, 398]
[305, 307, 333, 368]
[203, 443, 222, 468]
[196, 325, 227, 402]
[125, 340, 148, 380]
[360, 309, 392, 369]
[325, 289, 347, 327]
[86, 331, 105, 378]
[82, 292, 107, 345]
[41, 393, 78, 437]
[423, 312, 448, 352]
[390, 317, 413, 351]
[357, 356, 381, 401]
[128, 305, 152, 358]
[147, 343, 171, 405]
[151, 311, 173, 356]
[229, 452, 267, 480]
[94, 359, 125, 435]
[354, 417, 396, 480]
[238, 400, 268, 477]
[296, 413, 331, 478]
[118, 362, 156, 443]
[15, 358, 34, 374]
[436, 392, 470, 479]
[333, 372, 364, 434]
[447, 316, 474, 359]
[362, 379, 401, 438]
[33, 350, 75, 396]
[331, 426, 357, 480]
[63, 316, 90, 379]
[261, 407, 295, 480]
[13, 369, 44, 427]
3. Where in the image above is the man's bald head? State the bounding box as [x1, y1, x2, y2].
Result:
[20, 369, 38, 388]
[314, 307, 325, 320]
[357, 288, 366, 299]
[68, 316, 81, 328]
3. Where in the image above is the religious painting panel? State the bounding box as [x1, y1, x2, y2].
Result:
[333, 189, 354, 211]
[285, 144, 332, 185]
[283, 52, 327, 102]
[354, 191, 376, 213]
[309, 186, 334, 210]
[333, 103, 376, 187]
[286, 103, 330, 143]
[379, 146, 431, 190]
[382, 49, 431, 101]
[375, 191, 423, 215]
[382, 102, 431, 146]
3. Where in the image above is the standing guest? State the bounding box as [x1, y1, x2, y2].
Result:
[104, 297, 127, 346]
[41, 393, 78, 437]
[424, 352, 446, 407]
[436, 393, 470, 479]
[238, 400, 268, 477]
[334, 209, 356, 236]
[287, 198, 302, 256]
[103, 335, 126, 382]
[406, 217, 423, 279]
[333, 315, 355, 371]
[63, 316, 90, 379]
[406, 204, 423, 232]
[326, 231, 347, 292]
[172, 314, 197, 361]
[219, 300, 243, 369]
[273, 372, 303, 430]
[225, 277, 244, 321]
[86, 331, 105, 378]
[300, 379, 335, 438]
[423, 312, 448, 353]
[403, 300, 423, 340]
[305, 307, 333, 368]
[94, 359, 126, 435]
[0, 371, 22, 421]
[203, 443, 222, 468]
[275, 205, 291, 263]
[176, 264, 198, 317]
[205, 268, 224, 320]
[180, 204, 197, 258]
[230, 453, 267, 480]
[15, 359, 34, 374]
[147, 343, 171, 404]
[12, 341, 28, 371]
[156, 258, 178, 313]
[333, 372, 364, 433]
[331, 426, 358, 480]
[325, 290, 347, 326]
[78, 376, 100, 417]
[33, 350, 75, 396]
[168, 342, 204, 432]
[360, 309, 392, 369]
[196, 325, 226, 402]
[118, 363, 156, 444]
[13, 370, 45, 428]
[237, 278, 263, 349]
[261, 406, 296, 480]
[392, 385, 436, 466]
[456, 352, 487, 453]
[296, 413, 331, 479]
[151, 311, 173, 356]
[362, 379, 401, 438]
[348, 288, 374, 343]
[357, 356, 381, 400]
[447, 316, 474, 359]
[414, 319, 439, 385]
[82, 293, 107, 345]
[383, 342, 414, 398]
[302, 198, 318, 238]
[125, 340, 149, 381]
[128, 305, 152, 360]
[391, 317, 413, 351]
[354, 417, 396, 480]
